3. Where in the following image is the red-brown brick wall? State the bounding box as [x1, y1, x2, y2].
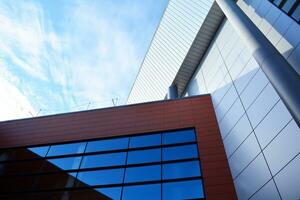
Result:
[0, 95, 237, 199]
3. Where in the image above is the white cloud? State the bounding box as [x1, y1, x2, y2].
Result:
[0, 0, 166, 120]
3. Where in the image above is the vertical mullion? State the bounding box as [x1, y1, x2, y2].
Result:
[31, 145, 51, 196]
[288, 1, 300, 15]
[76, 142, 88, 178]
[120, 137, 130, 200]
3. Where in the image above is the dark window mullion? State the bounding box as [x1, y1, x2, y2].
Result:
[120, 136, 130, 200]
[288, 0, 300, 15]
[279, 0, 288, 8]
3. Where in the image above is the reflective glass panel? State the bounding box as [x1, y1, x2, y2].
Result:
[47, 142, 86, 156]
[162, 144, 198, 161]
[80, 152, 126, 169]
[47, 156, 82, 171]
[77, 169, 124, 186]
[122, 184, 161, 200]
[129, 134, 161, 148]
[124, 165, 161, 183]
[162, 129, 196, 144]
[95, 187, 122, 200]
[163, 180, 205, 200]
[282, 0, 297, 12]
[28, 146, 50, 157]
[163, 161, 201, 179]
[127, 148, 161, 164]
[292, 4, 300, 20]
[86, 138, 129, 153]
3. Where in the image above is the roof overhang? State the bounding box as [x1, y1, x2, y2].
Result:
[172, 2, 225, 97]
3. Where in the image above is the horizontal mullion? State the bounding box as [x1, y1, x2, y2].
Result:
[0, 158, 200, 177]
[1, 176, 203, 195]
[0, 141, 197, 163]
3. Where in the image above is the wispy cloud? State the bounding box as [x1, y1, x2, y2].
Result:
[0, 0, 167, 120]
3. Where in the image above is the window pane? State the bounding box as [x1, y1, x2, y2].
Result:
[95, 187, 122, 200]
[81, 152, 126, 168]
[129, 134, 161, 148]
[273, 0, 283, 6]
[86, 138, 129, 153]
[282, 0, 297, 13]
[77, 169, 124, 186]
[47, 156, 82, 171]
[162, 144, 198, 161]
[122, 184, 161, 200]
[28, 146, 50, 157]
[163, 180, 205, 199]
[292, 4, 300, 21]
[163, 161, 201, 179]
[162, 129, 196, 145]
[127, 148, 161, 164]
[0, 148, 48, 161]
[47, 142, 86, 156]
[124, 165, 161, 183]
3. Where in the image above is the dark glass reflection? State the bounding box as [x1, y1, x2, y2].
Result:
[28, 146, 50, 157]
[77, 169, 124, 186]
[0, 128, 205, 199]
[95, 187, 122, 200]
[81, 152, 126, 168]
[47, 156, 82, 171]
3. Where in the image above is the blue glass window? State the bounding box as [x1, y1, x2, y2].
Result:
[47, 157, 81, 170]
[163, 180, 205, 200]
[47, 142, 86, 156]
[77, 169, 124, 186]
[127, 148, 161, 164]
[95, 187, 122, 200]
[80, 152, 126, 168]
[282, 0, 297, 12]
[162, 144, 198, 161]
[129, 134, 161, 148]
[86, 138, 129, 153]
[163, 161, 201, 179]
[292, 4, 300, 21]
[122, 184, 161, 200]
[28, 146, 50, 157]
[124, 165, 161, 183]
[0, 128, 204, 199]
[162, 129, 196, 145]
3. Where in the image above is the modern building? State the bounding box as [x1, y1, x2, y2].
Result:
[128, 0, 300, 200]
[0, 0, 299, 200]
[0, 96, 236, 199]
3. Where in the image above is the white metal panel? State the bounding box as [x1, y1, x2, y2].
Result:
[127, 0, 214, 104]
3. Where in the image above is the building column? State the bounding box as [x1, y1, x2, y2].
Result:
[216, 0, 300, 127]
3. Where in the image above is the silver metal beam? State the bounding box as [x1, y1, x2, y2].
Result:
[168, 84, 178, 99]
[216, 0, 300, 127]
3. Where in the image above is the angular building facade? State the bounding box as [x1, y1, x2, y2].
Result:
[0, 96, 236, 199]
[128, 0, 300, 199]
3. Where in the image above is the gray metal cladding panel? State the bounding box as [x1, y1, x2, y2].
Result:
[127, 0, 215, 104]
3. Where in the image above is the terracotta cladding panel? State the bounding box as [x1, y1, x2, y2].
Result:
[0, 95, 236, 199]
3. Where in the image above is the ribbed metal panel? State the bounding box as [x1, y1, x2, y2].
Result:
[127, 0, 214, 104]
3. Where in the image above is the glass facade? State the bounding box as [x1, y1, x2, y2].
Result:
[269, 0, 300, 22]
[0, 128, 205, 200]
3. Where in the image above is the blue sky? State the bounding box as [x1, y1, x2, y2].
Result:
[0, 0, 168, 121]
